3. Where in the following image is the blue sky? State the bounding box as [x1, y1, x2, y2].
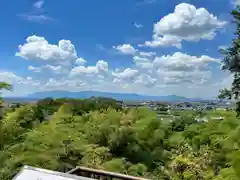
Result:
[0, 0, 237, 98]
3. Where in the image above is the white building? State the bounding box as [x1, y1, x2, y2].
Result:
[13, 166, 94, 180]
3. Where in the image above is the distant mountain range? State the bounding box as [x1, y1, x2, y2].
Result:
[13, 90, 203, 102]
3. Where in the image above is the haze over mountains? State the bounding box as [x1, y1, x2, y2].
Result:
[20, 90, 203, 102]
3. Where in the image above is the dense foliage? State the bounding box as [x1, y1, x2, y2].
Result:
[219, 6, 240, 116]
[0, 82, 12, 92]
[0, 97, 240, 179]
[0, 82, 12, 120]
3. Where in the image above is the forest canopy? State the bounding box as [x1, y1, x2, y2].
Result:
[0, 96, 240, 180]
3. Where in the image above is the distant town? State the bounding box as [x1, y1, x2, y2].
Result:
[3, 97, 235, 113]
[118, 100, 235, 111]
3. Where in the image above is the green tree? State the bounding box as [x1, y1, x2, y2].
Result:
[0, 82, 13, 150]
[219, 6, 240, 116]
[0, 82, 12, 104]
[0, 82, 12, 91]
[0, 82, 12, 112]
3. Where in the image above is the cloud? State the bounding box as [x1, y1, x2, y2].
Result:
[162, 71, 212, 85]
[113, 44, 137, 55]
[96, 60, 108, 73]
[0, 71, 40, 87]
[19, 14, 53, 23]
[153, 52, 219, 72]
[75, 58, 87, 65]
[133, 52, 219, 73]
[134, 23, 143, 28]
[12, 34, 226, 98]
[133, 56, 153, 69]
[34, 0, 44, 9]
[28, 66, 42, 73]
[139, 51, 156, 57]
[18, 0, 53, 23]
[66, 51, 218, 91]
[0, 71, 22, 83]
[231, 0, 240, 6]
[28, 65, 67, 74]
[44, 65, 64, 72]
[132, 52, 219, 86]
[16, 35, 78, 65]
[152, 52, 219, 85]
[42, 76, 120, 93]
[69, 60, 108, 77]
[141, 35, 182, 48]
[112, 68, 139, 81]
[142, 3, 227, 48]
[28, 65, 40, 73]
[134, 74, 157, 87]
[69, 66, 97, 76]
[133, 56, 149, 62]
[43, 78, 86, 91]
[136, 0, 156, 6]
[216, 74, 233, 89]
[236, 0, 240, 5]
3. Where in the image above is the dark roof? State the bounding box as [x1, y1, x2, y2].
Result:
[68, 166, 149, 180]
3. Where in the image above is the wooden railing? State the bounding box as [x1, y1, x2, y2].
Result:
[67, 166, 149, 180]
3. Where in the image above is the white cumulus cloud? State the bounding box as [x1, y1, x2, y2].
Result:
[16, 35, 78, 65]
[153, 52, 219, 72]
[12, 34, 227, 98]
[113, 44, 137, 55]
[96, 60, 108, 73]
[135, 74, 157, 87]
[142, 3, 227, 48]
[69, 66, 97, 77]
[75, 57, 87, 65]
[133, 56, 153, 69]
[69, 60, 108, 77]
[112, 68, 139, 81]
[143, 35, 182, 48]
